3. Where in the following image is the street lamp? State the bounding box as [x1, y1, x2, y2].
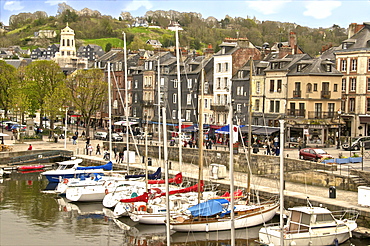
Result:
[337, 110, 342, 149]
[64, 106, 68, 149]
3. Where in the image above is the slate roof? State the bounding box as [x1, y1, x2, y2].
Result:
[287, 57, 342, 76]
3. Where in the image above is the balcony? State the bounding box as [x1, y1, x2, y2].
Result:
[211, 104, 229, 112]
[287, 109, 305, 117]
[321, 90, 331, 99]
[307, 111, 336, 119]
[293, 90, 301, 98]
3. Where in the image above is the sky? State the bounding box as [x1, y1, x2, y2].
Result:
[0, 0, 369, 29]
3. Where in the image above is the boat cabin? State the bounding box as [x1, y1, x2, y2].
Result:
[286, 206, 335, 234]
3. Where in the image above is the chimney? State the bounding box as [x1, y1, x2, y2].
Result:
[289, 32, 297, 54]
[204, 44, 214, 59]
[348, 23, 365, 38]
[237, 37, 249, 48]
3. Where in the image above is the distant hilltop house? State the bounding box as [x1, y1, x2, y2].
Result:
[146, 40, 162, 49]
[0, 46, 30, 58]
[34, 30, 57, 39]
[77, 44, 105, 61]
[132, 18, 148, 27]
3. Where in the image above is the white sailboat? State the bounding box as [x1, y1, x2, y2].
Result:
[258, 120, 359, 246]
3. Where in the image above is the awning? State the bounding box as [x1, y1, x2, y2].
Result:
[359, 115, 370, 123]
[215, 125, 245, 134]
[114, 121, 139, 125]
[182, 124, 210, 132]
[252, 126, 279, 136]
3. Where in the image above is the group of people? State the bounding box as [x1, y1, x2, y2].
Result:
[264, 136, 280, 156]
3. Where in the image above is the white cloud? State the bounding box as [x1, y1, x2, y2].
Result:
[124, 0, 153, 11]
[45, 0, 66, 6]
[246, 0, 291, 15]
[4, 1, 24, 11]
[303, 1, 342, 19]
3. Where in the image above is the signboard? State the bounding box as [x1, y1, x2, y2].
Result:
[303, 129, 309, 135]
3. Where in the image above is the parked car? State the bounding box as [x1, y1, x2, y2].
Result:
[111, 133, 123, 142]
[299, 148, 333, 161]
[342, 136, 370, 151]
[94, 131, 108, 140]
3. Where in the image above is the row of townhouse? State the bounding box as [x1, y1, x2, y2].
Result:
[91, 22, 370, 147]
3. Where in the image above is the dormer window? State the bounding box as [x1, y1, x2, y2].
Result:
[238, 71, 243, 78]
[326, 64, 332, 72]
[297, 65, 302, 72]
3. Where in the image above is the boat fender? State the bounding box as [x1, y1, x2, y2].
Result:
[137, 205, 147, 212]
[105, 189, 109, 195]
[63, 178, 68, 184]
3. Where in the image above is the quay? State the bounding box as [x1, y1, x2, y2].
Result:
[1, 137, 370, 238]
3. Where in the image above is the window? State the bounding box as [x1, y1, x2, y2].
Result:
[341, 59, 347, 71]
[351, 59, 357, 71]
[326, 64, 332, 72]
[224, 77, 228, 89]
[256, 81, 261, 94]
[236, 104, 242, 112]
[277, 80, 282, 92]
[307, 83, 312, 93]
[237, 86, 241, 96]
[367, 78, 370, 91]
[255, 99, 260, 111]
[333, 84, 338, 92]
[187, 79, 192, 88]
[368, 58, 370, 71]
[342, 78, 346, 91]
[186, 110, 191, 121]
[172, 110, 177, 119]
[238, 71, 243, 78]
[313, 83, 318, 91]
[350, 78, 356, 91]
[204, 82, 209, 94]
[275, 101, 280, 113]
[349, 98, 355, 112]
[217, 63, 222, 72]
[217, 78, 221, 88]
[367, 98, 370, 112]
[204, 99, 208, 108]
[269, 101, 274, 113]
[173, 93, 177, 103]
[134, 93, 138, 103]
[270, 80, 275, 92]
[173, 79, 178, 88]
[225, 62, 229, 72]
[187, 94, 192, 105]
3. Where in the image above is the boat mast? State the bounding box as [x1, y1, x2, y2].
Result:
[197, 69, 205, 204]
[247, 57, 253, 198]
[108, 61, 112, 161]
[279, 119, 285, 246]
[163, 105, 170, 246]
[123, 31, 130, 173]
[157, 54, 162, 167]
[229, 77, 235, 245]
[175, 24, 182, 173]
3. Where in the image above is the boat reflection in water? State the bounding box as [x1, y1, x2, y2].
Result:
[55, 196, 105, 219]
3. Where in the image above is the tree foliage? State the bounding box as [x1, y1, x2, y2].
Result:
[0, 60, 18, 118]
[66, 69, 107, 136]
[22, 60, 66, 128]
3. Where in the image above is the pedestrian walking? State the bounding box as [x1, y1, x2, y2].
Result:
[118, 150, 124, 163]
[113, 145, 118, 158]
[96, 144, 101, 155]
[72, 135, 77, 145]
[87, 144, 93, 155]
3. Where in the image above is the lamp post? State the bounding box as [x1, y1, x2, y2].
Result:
[337, 110, 342, 149]
[64, 106, 68, 149]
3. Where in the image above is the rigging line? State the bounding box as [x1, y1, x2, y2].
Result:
[110, 68, 142, 163]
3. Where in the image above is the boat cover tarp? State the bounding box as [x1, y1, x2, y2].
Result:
[148, 172, 182, 184]
[160, 180, 204, 196]
[125, 167, 161, 180]
[119, 192, 149, 203]
[188, 198, 229, 217]
[76, 161, 113, 171]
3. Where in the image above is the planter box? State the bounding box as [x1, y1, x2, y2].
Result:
[322, 158, 335, 164]
[336, 158, 350, 164]
[349, 157, 362, 163]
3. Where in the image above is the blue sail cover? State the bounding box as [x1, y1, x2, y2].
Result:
[125, 167, 161, 180]
[188, 199, 229, 217]
[76, 161, 113, 171]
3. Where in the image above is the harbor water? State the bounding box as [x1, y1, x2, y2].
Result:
[0, 171, 369, 246]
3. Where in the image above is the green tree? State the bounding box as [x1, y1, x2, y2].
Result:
[0, 60, 18, 118]
[105, 42, 112, 52]
[23, 61, 66, 129]
[66, 69, 107, 136]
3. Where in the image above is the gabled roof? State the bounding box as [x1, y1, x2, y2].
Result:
[287, 57, 342, 76]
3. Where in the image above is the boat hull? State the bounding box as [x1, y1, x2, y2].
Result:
[259, 222, 357, 246]
[171, 203, 278, 232]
